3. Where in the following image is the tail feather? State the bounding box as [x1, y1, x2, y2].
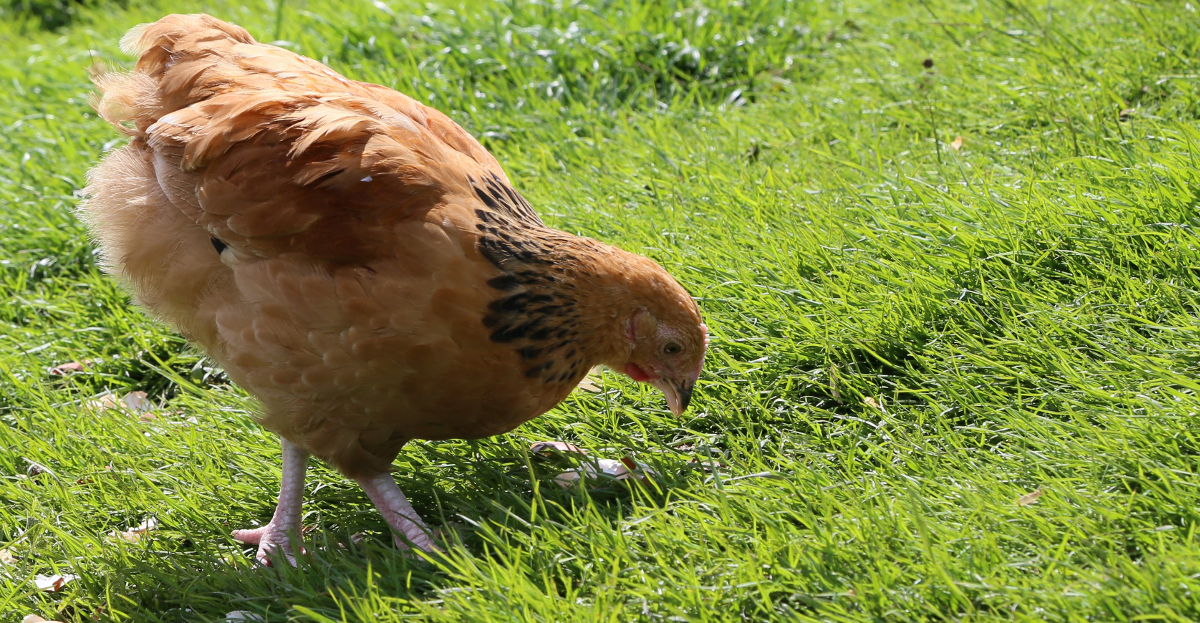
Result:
[91, 70, 158, 135]
[93, 14, 257, 137]
[121, 13, 254, 63]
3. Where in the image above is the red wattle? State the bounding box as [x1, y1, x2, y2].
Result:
[624, 363, 652, 382]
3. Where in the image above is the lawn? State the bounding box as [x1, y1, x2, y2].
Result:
[1, 0, 1199, 620]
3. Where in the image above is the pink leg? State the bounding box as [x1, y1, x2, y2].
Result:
[232, 438, 309, 566]
[355, 473, 440, 553]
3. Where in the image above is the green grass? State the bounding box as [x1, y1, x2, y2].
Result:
[2, 0, 1200, 620]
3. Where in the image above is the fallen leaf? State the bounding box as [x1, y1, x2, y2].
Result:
[225, 612, 264, 623]
[22, 615, 64, 623]
[86, 391, 155, 416]
[1017, 488, 1044, 506]
[86, 395, 120, 411]
[0, 549, 14, 564]
[949, 135, 964, 151]
[48, 360, 92, 376]
[863, 396, 885, 413]
[552, 469, 584, 487]
[554, 457, 657, 488]
[34, 574, 77, 592]
[121, 391, 154, 414]
[620, 456, 657, 485]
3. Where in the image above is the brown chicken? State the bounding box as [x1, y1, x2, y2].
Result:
[80, 14, 707, 563]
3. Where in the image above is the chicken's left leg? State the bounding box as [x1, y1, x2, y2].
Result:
[355, 473, 441, 553]
[232, 438, 309, 565]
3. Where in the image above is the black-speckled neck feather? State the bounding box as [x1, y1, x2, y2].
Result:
[470, 177, 615, 386]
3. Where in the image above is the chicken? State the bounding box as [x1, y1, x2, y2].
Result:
[80, 14, 707, 564]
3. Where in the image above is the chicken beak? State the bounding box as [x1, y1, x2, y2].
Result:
[650, 376, 695, 417]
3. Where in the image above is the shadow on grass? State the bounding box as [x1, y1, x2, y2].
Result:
[63, 453, 692, 622]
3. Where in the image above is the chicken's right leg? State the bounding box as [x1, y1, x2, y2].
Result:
[356, 472, 440, 553]
[232, 438, 309, 566]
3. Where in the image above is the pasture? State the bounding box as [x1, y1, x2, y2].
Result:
[1, 0, 1199, 620]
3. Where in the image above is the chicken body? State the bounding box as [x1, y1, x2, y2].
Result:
[82, 14, 706, 562]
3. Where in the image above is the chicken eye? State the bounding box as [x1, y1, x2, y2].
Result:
[663, 342, 682, 355]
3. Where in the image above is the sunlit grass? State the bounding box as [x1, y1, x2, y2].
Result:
[2, 0, 1200, 620]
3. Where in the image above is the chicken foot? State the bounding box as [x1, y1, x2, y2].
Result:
[232, 438, 309, 566]
[355, 472, 441, 553]
[231, 438, 438, 564]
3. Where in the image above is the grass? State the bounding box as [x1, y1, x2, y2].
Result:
[1, 0, 1200, 620]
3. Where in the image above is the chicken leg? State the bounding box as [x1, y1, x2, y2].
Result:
[356, 472, 440, 552]
[232, 438, 309, 565]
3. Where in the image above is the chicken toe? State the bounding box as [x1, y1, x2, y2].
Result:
[356, 472, 440, 553]
[232, 522, 304, 566]
[232, 439, 309, 566]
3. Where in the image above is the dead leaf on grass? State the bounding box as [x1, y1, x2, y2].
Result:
[0, 549, 14, 564]
[86, 394, 119, 411]
[121, 391, 154, 414]
[949, 135, 964, 151]
[48, 360, 93, 376]
[22, 615, 64, 623]
[87, 391, 156, 418]
[554, 456, 658, 488]
[33, 574, 77, 592]
[1017, 488, 1044, 506]
[863, 396, 885, 413]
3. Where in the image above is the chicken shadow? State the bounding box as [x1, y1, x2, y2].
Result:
[76, 446, 687, 621]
